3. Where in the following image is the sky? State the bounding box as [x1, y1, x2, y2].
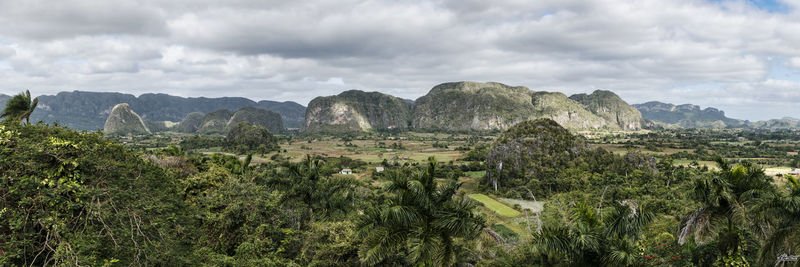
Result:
[0, 0, 799, 121]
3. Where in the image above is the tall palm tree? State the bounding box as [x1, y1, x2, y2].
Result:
[357, 157, 486, 266]
[679, 158, 774, 264]
[0, 90, 38, 125]
[755, 174, 800, 266]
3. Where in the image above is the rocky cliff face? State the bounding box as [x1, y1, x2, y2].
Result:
[530, 91, 610, 130]
[411, 82, 619, 131]
[569, 90, 643, 130]
[412, 82, 536, 131]
[103, 103, 150, 136]
[304, 90, 412, 133]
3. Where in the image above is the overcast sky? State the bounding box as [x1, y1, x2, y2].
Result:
[1, 0, 799, 120]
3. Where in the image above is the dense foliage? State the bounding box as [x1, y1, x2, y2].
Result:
[225, 121, 278, 154]
[5, 106, 800, 266]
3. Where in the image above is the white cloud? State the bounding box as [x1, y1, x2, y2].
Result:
[0, 0, 798, 120]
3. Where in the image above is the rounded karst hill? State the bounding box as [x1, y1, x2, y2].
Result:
[484, 118, 591, 192]
[198, 110, 233, 134]
[226, 121, 278, 154]
[569, 90, 643, 130]
[411, 81, 612, 131]
[227, 107, 284, 134]
[103, 103, 151, 136]
[412, 81, 537, 131]
[176, 112, 205, 133]
[303, 90, 412, 133]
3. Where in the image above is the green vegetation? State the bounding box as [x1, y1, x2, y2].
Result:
[358, 158, 485, 265]
[468, 194, 521, 217]
[225, 121, 278, 154]
[5, 93, 800, 266]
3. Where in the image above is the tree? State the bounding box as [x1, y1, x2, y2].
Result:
[1, 90, 38, 125]
[357, 157, 486, 266]
[528, 201, 654, 266]
[679, 157, 774, 265]
[754, 174, 800, 266]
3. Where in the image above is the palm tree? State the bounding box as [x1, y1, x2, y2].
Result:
[266, 155, 362, 221]
[529, 201, 653, 266]
[0, 90, 38, 125]
[357, 157, 486, 266]
[755, 174, 800, 266]
[679, 158, 774, 264]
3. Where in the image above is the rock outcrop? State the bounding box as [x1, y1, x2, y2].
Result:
[530, 91, 610, 130]
[412, 82, 536, 131]
[411, 82, 615, 131]
[103, 103, 150, 136]
[569, 90, 643, 130]
[304, 90, 412, 133]
[485, 118, 589, 191]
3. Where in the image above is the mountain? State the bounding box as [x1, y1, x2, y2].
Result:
[175, 112, 205, 133]
[748, 117, 800, 129]
[198, 110, 234, 134]
[412, 82, 537, 131]
[26, 91, 304, 130]
[411, 82, 631, 131]
[633, 101, 744, 128]
[103, 103, 150, 136]
[530, 91, 613, 130]
[227, 107, 284, 133]
[0, 94, 10, 110]
[176, 107, 284, 134]
[304, 90, 412, 133]
[256, 100, 305, 129]
[569, 90, 643, 130]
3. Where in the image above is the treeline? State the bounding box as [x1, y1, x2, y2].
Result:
[0, 122, 493, 265]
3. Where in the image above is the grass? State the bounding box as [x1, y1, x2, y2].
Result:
[468, 194, 521, 217]
[673, 159, 719, 170]
[465, 170, 486, 178]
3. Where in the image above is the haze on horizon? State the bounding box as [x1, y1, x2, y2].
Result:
[0, 0, 799, 121]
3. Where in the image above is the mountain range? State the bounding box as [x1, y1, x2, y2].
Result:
[1, 82, 798, 132]
[305, 82, 643, 132]
[0, 91, 304, 130]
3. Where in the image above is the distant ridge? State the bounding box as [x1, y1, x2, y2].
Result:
[633, 101, 744, 128]
[21, 91, 305, 130]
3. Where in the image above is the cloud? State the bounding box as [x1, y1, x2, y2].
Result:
[0, 0, 798, 120]
[0, 0, 166, 40]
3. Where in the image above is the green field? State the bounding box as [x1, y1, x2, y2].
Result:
[465, 170, 486, 178]
[468, 194, 521, 217]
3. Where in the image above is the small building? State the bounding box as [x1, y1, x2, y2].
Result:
[340, 168, 353, 175]
[789, 169, 800, 176]
[375, 167, 385, 173]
